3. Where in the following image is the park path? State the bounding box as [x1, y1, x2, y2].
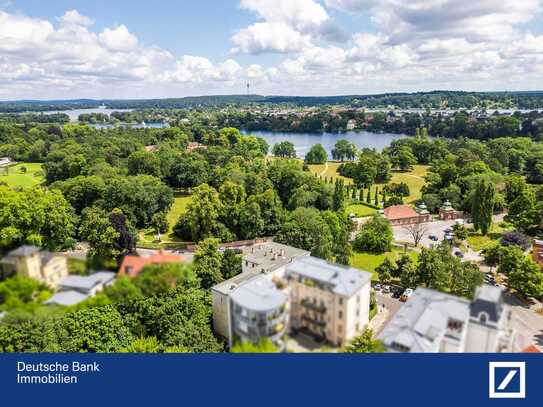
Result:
[318, 162, 329, 177]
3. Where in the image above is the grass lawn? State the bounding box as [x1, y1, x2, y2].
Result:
[350, 248, 418, 280]
[138, 193, 192, 247]
[309, 162, 428, 204]
[345, 203, 377, 217]
[0, 162, 44, 188]
[466, 222, 514, 251]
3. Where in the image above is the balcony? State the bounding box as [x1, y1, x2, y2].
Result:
[300, 298, 326, 313]
[302, 314, 326, 327]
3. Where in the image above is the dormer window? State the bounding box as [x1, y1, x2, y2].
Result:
[479, 312, 488, 324]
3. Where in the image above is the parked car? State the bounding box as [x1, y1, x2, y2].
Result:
[444, 234, 454, 240]
[382, 285, 391, 294]
[429, 235, 438, 241]
[454, 251, 464, 258]
[374, 283, 382, 291]
[400, 288, 413, 302]
[444, 227, 453, 233]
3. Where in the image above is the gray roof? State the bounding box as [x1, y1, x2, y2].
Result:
[58, 271, 116, 293]
[7, 245, 41, 257]
[379, 287, 471, 352]
[470, 285, 503, 323]
[242, 242, 309, 273]
[286, 256, 371, 297]
[44, 290, 89, 306]
[229, 275, 287, 312]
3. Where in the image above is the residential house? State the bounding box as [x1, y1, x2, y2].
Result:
[0, 245, 68, 288]
[44, 271, 116, 306]
[532, 239, 543, 268]
[212, 242, 372, 349]
[118, 250, 185, 278]
[0, 157, 11, 167]
[379, 286, 518, 353]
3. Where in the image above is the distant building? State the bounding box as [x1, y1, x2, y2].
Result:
[0, 245, 68, 288]
[44, 271, 116, 306]
[118, 250, 185, 278]
[212, 242, 372, 349]
[379, 286, 518, 353]
[346, 119, 357, 130]
[532, 239, 543, 268]
[384, 204, 431, 226]
[438, 200, 463, 221]
[186, 142, 206, 154]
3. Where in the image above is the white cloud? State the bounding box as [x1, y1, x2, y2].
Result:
[230, 22, 312, 54]
[98, 25, 138, 51]
[59, 10, 94, 26]
[325, 0, 375, 12]
[239, 0, 329, 31]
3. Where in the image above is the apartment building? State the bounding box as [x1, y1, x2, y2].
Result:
[212, 242, 308, 350]
[286, 257, 371, 346]
[212, 242, 372, 349]
[0, 245, 68, 288]
[379, 286, 517, 353]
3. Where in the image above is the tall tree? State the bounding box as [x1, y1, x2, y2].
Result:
[344, 328, 384, 353]
[193, 238, 223, 289]
[471, 177, 496, 235]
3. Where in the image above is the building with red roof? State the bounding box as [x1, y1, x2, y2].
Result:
[383, 204, 430, 226]
[119, 250, 185, 278]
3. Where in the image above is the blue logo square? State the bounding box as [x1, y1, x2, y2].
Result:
[493, 367, 521, 393]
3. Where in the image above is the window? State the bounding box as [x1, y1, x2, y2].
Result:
[338, 325, 342, 333]
[355, 323, 359, 332]
[338, 311, 343, 319]
[338, 298, 343, 305]
[479, 312, 488, 324]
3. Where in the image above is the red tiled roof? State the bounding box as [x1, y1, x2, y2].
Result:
[383, 205, 419, 220]
[522, 344, 541, 353]
[119, 250, 185, 278]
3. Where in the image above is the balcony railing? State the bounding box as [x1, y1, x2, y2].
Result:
[302, 314, 326, 327]
[300, 298, 327, 313]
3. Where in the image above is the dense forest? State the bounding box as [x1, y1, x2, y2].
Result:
[2, 90, 543, 112]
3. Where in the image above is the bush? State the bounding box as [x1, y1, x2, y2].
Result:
[353, 214, 393, 254]
[500, 231, 530, 251]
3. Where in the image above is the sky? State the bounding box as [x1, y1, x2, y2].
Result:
[0, 0, 543, 100]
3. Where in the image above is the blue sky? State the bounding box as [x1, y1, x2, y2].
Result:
[0, 0, 542, 100]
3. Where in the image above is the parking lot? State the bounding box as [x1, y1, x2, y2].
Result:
[392, 219, 461, 248]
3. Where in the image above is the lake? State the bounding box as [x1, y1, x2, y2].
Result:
[40, 107, 169, 128]
[42, 107, 133, 122]
[244, 130, 407, 157]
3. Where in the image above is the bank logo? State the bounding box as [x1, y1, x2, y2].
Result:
[488, 362, 526, 399]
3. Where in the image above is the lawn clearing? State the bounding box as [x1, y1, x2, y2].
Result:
[309, 162, 428, 204]
[138, 193, 192, 247]
[350, 248, 418, 280]
[345, 203, 377, 217]
[466, 222, 513, 252]
[0, 162, 44, 188]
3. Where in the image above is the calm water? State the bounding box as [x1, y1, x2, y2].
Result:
[244, 130, 407, 157]
[40, 107, 169, 128]
[43, 107, 133, 122]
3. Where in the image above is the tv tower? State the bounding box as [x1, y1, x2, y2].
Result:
[246, 81, 250, 95]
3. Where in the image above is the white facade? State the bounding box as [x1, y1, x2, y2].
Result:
[379, 286, 517, 353]
[212, 242, 372, 349]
